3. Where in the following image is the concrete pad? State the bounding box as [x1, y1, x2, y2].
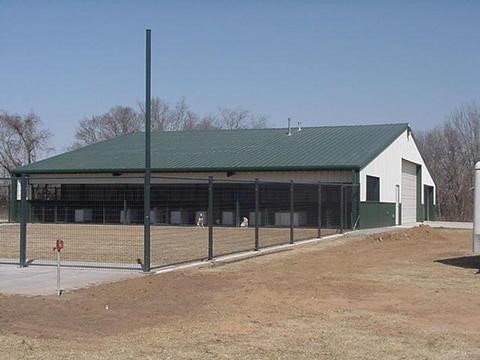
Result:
[425, 221, 473, 230]
[0, 265, 142, 296]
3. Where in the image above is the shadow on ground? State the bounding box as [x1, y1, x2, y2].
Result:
[435, 255, 480, 270]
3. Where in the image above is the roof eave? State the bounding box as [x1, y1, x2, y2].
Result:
[12, 165, 360, 176]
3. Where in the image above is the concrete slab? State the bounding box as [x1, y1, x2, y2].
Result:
[0, 265, 142, 296]
[425, 221, 473, 230]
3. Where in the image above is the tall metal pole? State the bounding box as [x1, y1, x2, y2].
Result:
[473, 161, 480, 253]
[143, 29, 152, 272]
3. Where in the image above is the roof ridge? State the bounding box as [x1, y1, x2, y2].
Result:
[150, 122, 408, 135]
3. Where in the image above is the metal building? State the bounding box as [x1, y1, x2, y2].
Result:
[11, 123, 436, 229]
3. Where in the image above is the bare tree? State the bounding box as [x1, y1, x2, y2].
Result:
[417, 102, 480, 221]
[449, 103, 480, 167]
[216, 107, 268, 129]
[73, 106, 141, 147]
[72, 97, 268, 148]
[217, 107, 250, 129]
[250, 115, 268, 129]
[168, 97, 199, 131]
[195, 114, 219, 130]
[138, 97, 171, 131]
[0, 111, 52, 175]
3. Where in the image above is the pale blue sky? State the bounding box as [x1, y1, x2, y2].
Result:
[1, 0, 479, 151]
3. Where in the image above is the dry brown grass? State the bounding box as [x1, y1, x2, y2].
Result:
[0, 227, 479, 359]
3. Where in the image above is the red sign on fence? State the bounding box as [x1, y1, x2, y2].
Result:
[52, 239, 64, 252]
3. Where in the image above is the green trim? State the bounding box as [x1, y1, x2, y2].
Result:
[351, 170, 360, 228]
[398, 203, 402, 225]
[12, 165, 360, 175]
[416, 164, 422, 222]
[423, 185, 435, 221]
[359, 201, 396, 229]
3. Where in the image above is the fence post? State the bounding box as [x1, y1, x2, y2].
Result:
[103, 188, 106, 224]
[208, 176, 213, 260]
[10, 177, 15, 223]
[53, 187, 58, 223]
[318, 182, 322, 238]
[123, 198, 128, 225]
[7, 181, 11, 223]
[19, 174, 27, 267]
[290, 180, 294, 244]
[254, 179, 259, 251]
[340, 185, 344, 233]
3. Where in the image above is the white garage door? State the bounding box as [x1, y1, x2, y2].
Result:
[401, 160, 417, 224]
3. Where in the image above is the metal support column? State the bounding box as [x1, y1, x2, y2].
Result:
[254, 179, 259, 251]
[19, 174, 27, 267]
[123, 197, 128, 225]
[208, 176, 213, 259]
[290, 180, 294, 244]
[317, 182, 322, 238]
[340, 185, 345, 233]
[7, 181, 11, 223]
[103, 188, 106, 224]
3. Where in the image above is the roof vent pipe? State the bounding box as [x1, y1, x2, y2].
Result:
[287, 118, 292, 136]
[298, 121, 302, 131]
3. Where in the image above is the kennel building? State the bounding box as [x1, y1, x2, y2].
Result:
[11, 123, 436, 230]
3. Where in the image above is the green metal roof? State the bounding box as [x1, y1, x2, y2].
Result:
[14, 123, 409, 174]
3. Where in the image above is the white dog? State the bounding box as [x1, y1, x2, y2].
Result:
[197, 213, 204, 227]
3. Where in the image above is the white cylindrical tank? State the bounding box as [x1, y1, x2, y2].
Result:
[474, 161, 480, 253]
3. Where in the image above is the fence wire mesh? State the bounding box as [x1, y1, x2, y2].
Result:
[293, 183, 320, 242]
[0, 177, 17, 264]
[258, 182, 291, 248]
[150, 178, 209, 268]
[0, 175, 359, 270]
[0, 178, 11, 223]
[25, 182, 143, 269]
[213, 181, 255, 257]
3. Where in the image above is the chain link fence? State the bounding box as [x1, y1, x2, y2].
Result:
[0, 177, 12, 223]
[0, 177, 18, 264]
[0, 175, 359, 270]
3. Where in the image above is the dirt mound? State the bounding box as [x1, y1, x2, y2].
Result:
[367, 225, 436, 244]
